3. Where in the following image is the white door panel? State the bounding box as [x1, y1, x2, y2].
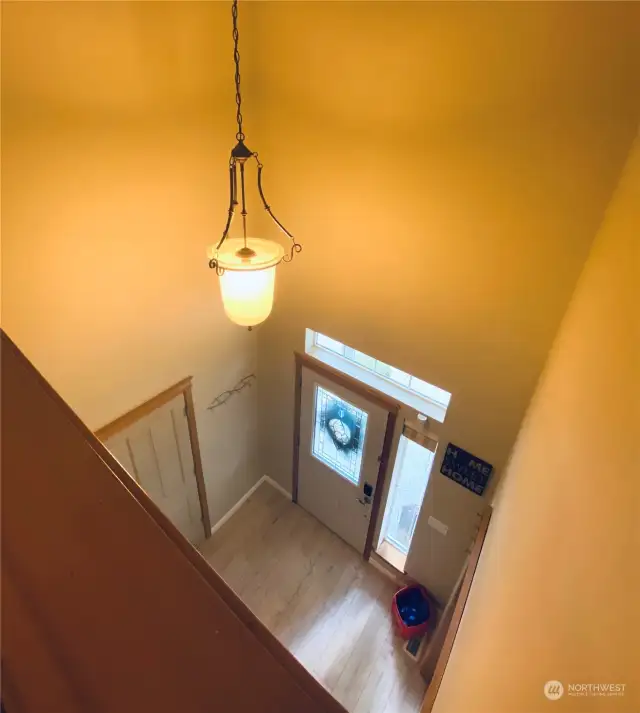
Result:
[104, 433, 138, 483]
[298, 366, 389, 553]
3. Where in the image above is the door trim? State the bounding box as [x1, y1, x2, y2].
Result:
[363, 408, 398, 560]
[295, 352, 402, 412]
[402, 423, 438, 452]
[292, 351, 401, 559]
[95, 377, 212, 538]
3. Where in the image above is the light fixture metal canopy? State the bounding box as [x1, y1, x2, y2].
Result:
[208, 238, 285, 272]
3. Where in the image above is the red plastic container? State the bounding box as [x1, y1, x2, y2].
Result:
[391, 584, 431, 640]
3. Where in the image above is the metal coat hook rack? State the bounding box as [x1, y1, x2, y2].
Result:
[207, 374, 256, 411]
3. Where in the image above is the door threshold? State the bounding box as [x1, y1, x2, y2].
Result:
[377, 538, 408, 572]
[369, 551, 410, 588]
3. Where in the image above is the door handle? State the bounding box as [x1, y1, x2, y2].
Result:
[358, 481, 374, 506]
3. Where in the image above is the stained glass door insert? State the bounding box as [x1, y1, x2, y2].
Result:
[311, 385, 368, 485]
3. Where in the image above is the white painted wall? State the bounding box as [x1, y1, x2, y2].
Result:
[250, 1, 640, 602]
[433, 133, 640, 713]
[1, 1, 262, 524]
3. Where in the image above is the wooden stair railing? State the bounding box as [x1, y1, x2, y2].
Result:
[0, 330, 346, 713]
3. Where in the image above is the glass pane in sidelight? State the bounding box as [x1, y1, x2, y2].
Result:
[384, 436, 434, 553]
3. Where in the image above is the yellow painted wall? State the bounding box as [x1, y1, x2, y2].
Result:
[433, 133, 640, 712]
[251, 1, 640, 601]
[1, 1, 263, 523]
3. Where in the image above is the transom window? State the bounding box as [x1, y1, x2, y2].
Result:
[313, 332, 451, 408]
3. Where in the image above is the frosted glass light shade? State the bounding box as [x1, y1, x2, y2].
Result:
[219, 266, 277, 327]
[209, 237, 285, 327]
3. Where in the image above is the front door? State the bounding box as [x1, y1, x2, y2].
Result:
[297, 362, 393, 553]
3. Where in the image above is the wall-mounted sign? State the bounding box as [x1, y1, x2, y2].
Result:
[440, 443, 493, 496]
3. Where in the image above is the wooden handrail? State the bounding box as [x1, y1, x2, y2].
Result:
[94, 376, 193, 441]
[1, 329, 347, 713]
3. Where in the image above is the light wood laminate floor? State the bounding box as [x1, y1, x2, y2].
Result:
[200, 482, 426, 713]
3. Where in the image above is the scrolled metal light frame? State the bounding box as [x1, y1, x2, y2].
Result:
[209, 0, 300, 277]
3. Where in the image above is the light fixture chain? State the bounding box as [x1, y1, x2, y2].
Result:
[232, 0, 245, 142]
[208, 0, 301, 320]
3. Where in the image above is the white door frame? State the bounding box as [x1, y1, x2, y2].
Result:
[292, 352, 401, 559]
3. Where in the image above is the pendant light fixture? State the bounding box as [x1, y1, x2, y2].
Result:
[207, 0, 301, 329]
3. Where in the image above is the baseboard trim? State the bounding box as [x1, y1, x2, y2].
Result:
[210, 476, 265, 536]
[263, 474, 292, 500]
[210, 474, 292, 536]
